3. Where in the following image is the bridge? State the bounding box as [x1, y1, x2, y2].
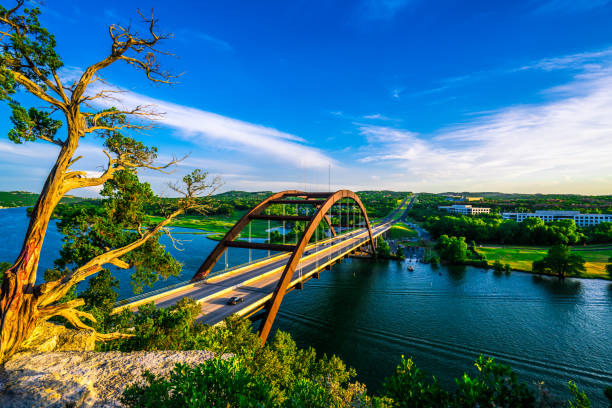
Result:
[115, 190, 412, 343]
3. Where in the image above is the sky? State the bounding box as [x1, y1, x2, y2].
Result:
[2, 0, 612, 196]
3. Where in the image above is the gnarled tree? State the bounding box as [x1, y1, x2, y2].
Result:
[0, 2, 219, 362]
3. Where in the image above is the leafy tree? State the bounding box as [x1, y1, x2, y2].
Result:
[493, 260, 504, 273]
[532, 245, 586, 279]
[377, 237, 391, 258]
[504, 263, 512, 274]
[0, 2, 220, 361]
[606, 257, 612, 278]
[436, 235, 468, 263]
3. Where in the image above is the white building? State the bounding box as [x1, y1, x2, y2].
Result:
[501, 210, 612, 227]
[438, 205, 490, 216]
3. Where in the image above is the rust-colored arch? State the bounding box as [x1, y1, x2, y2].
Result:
[258, 189, 375, 343]
[192, 190, 340, 282]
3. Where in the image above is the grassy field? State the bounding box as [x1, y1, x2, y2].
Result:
[388, 222, 418, 240]
[475, 246, 612, 279]
[148, 211, 301, 240]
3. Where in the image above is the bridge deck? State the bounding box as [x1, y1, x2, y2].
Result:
[115, 220, 393, 326]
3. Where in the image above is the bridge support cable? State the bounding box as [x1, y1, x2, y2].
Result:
[257, 190, 376, 343]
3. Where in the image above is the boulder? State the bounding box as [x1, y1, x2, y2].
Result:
[0, 349, 218, 407]
[18, 321, 96, 353]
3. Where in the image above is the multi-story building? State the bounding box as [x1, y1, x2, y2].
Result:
[438, 205, 490, 216]
[501, 210, 612, 227]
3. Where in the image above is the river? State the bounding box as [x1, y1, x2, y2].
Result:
[1, 207, 611, 404]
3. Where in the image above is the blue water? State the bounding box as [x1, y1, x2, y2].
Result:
[0, 207, 270, 298]
[1, 207, 611, 404]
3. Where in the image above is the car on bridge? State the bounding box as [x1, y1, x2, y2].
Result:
[227, 296, 244, 305]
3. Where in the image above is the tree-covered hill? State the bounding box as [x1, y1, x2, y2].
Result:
[0, 191, 89, 208]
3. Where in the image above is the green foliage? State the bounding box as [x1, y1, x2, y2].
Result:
[8, 102, 62, 144]
[567, 381, 591, 408]
[382, 356, 449, 407]
[55, 170, 181, 295]
[0, 190, 87, 208]
[532, 244, 586, 279]
[436, 235, 468, 263]
[454, 355, 536, 407]
[606, 257, 612, 278]
[0, 4, 63, 98]
[121, 357, 277, 408]
[377, 237, 391, 258]
[493, 259, 504, 273]
[104, 298, 204, 351]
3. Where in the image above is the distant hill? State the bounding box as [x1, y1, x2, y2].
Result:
[213, 190, 273, 199]
[0, 191, 89, 208]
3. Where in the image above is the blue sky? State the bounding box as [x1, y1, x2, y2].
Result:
[2, 0, 612, 195]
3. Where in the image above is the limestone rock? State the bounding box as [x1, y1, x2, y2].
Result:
[0, 349, 219, 407]
[18, 321, 96, 353]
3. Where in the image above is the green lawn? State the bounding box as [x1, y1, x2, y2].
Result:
[388, 222, 418, 240]
[475, 246, 612, 279]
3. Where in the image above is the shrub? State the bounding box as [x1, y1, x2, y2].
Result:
[382, 356, 450, 407]
[121, 357, 278, 407]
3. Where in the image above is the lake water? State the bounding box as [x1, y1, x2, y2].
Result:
[1, 207, 611, 404]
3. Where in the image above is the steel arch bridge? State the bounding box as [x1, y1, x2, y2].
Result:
[115, 190, 409, 345]
[192, 189, 377, 342]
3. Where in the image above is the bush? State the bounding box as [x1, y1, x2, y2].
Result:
[121, 357, 278, 407]
[382, 356, 450, 407]
[453, 355, 536, 407]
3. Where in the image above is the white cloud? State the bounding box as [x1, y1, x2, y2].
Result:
[357, 69, 612, 194]
[519, 47, 612, 72]
[90, 86, 334, 169]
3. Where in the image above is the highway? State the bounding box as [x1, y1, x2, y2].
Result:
[115, 195, 413, 326]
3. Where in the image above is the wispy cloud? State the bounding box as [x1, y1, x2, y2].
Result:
[391, 87, 403, 99]
[91, 86, 333, 169]
[357, 66, 612, 193]
[519, 47, 612, 72]
[363, 113, 393, 120]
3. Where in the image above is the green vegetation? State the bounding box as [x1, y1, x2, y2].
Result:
[409, 193, 612, 245]
[377, 237, 392, 258]
[532, 245, 586, 280]
[0, 191, 88, 208]
[434, 235, 487, 268]
[475, 246, 612, 279]
[116, 300, 593, 407]
[388, 222, 418, 240]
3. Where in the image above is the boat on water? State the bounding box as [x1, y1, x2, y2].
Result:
[407, 265, 415, 271]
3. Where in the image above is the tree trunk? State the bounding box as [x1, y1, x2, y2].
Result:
[0, 126, 78, 362]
